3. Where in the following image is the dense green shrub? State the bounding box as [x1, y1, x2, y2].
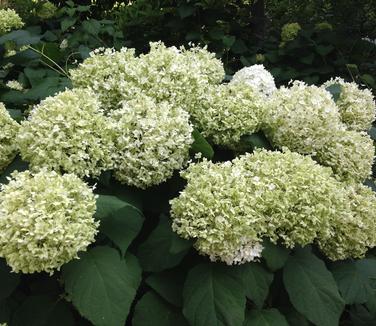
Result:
[0, 2, 376, 326]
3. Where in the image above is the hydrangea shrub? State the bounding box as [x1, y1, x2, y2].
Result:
[0, 39, 376, 326]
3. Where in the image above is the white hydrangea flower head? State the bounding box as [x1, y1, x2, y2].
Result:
[5, 80, 23, 91]
[70, 47, 139, 111]
[322, 77, 376, 131]
[170, 150, 346, 264]
[17, 88, 115, 178]
[110, 95, 193, 189]
[318, 183, 376, 260]
[0, 102, 19, 173]
[170, 159, 264, 265]
[232, 149, 346, 247]
[230, 64, 277, 97]
[70, 42, 224, 113]
[0, 170, 99, 274]
[0, 9, 24, 35]
[265, 81, 344, 154]
[316, 130, 374, 182]
[190, 83, 265, 148]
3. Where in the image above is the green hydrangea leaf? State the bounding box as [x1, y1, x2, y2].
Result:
[234, 263, 273, 308]
[132, 292, 189, 326]
[191, 129, 214, 159]
[62, 246, 141, 326]
[12, 295, 74, 326]
[146, 268, 186, 307]
[137, 215, 192, 272]
[0, 259, 20, 300]
[95, 195, 144, 256]
[262, 240, 290, 271]
[331, 258, 376, 305]
[183, 263, 246, 326]
[244, 308, 289, 326]
[283, 247, 345, 326]
[325, 83, 342, 102]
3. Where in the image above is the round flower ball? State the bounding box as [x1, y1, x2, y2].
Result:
[322, 77, 376, 131]
[315, 130, 374, 182]
[0, 170, 98, 274]
[17, 88, 115, 178]
[0, 102, 19, 173]
[318, 183, 376, 260]
[191, 83, 265, 148]
[0, 9, 24, 35]
[110, 95, 193, 189]
[281, 22, 301, 43]
[230, 64, 277, 97]
[265, 81, 344, 154]
[170, 159, 264, 265]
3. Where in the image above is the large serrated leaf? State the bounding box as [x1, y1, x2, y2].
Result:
[244, 309, 289, 326]
[133, 292, 189, 326]
[283, 247, 345, 326]
[137, 215, 192, 272]
[183, 263, 246, 326]
[62, 246, 141, 326]
[95, 195, 144, 255]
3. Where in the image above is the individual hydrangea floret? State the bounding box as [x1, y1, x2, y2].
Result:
[281, 22, 301, 42]
[316, 130, 374, 182]
[318, 183, 376, 260]
[110, 95, 193, 189]
[5, 80, 23, 91]
[230, 64, 277, 97]
[70, 42, 224, 112]
[170, 150, 346, 264]
[0, 170, 99, 274]
[191, 83, 265, 148]
[0, 102, 19, 173]
[322, 77, 376, 131]
[265, 81, 344, 154]
[0, 9, 24, 35]
[17, 88, 115, 178]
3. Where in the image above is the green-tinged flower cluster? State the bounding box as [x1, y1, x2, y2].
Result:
[316, 130, 374, 182]
[17, 88, 115, 178]
[265, 81, 343, 154]
[264, 81, 374, 182]
[0, 170, 98, 274]
[230, 64, 276, 97]
[5, 80, 23, 91]
[171, 150, 352, 264]
[0, 102, 19, 173]
[171, 150, 376, 263]
[318, 183, 376, 260]
[70, 42, 224, 112]
[191, 83, 265, 148]
[0, 9, 24, 35]
[110, 95, 193, 189]
[36, 1, 57, 19]
[322, 77, 376, 131]
[281, 22, 301, 42]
